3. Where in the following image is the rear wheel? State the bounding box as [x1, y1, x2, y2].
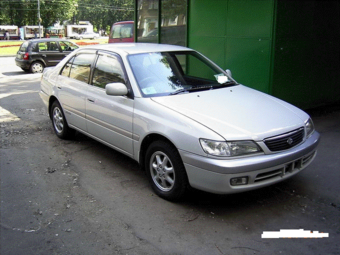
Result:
[145, 141, 188, 201]
[30, 61, 44, 73]
[51, 101, 75, 139]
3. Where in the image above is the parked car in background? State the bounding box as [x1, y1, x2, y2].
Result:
[75, 32, 99, 40]
[108, 21, 134, 43]
[39, 43, 320, 201]
[15, 38, 79, 73]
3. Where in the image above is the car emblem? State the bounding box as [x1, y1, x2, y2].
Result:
[287, 137, 294, 145]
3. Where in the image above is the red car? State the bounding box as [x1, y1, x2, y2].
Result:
[108, 21, 134, 43]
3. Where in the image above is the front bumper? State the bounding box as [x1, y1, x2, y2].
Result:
[180, 131, 320, 194]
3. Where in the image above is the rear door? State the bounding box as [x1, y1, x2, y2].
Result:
[56, 51, 96, 132]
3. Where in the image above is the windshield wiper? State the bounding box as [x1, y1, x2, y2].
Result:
[212, 81, 237, 88]
[170, 86, 214, 95]
[169, 88, 191, 95]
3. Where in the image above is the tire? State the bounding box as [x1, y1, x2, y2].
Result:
[30, 61, 44, 73]
[51, 101, 75, 139]
[145, 141, 188, 201]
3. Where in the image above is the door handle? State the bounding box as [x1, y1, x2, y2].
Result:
[42, 54, 46, 57]
[87, 98, 95, 103]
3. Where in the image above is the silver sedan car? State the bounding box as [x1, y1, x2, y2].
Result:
[75, 32, 99, 40]
[40, 43, 320, 201]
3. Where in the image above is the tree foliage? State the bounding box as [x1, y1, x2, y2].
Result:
[0, 0, 134, 33]
[76, 0, 134, 32]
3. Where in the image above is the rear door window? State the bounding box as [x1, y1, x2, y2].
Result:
[69, 53, 96, 83]
[37, 42, 48, 52]
[60, 56, 75, 77]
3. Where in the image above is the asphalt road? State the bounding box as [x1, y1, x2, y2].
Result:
[1, 57, 339, 255]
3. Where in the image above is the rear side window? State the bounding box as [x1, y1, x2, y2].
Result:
[69, 54, 96, 83]
[19, 41, 29, 52]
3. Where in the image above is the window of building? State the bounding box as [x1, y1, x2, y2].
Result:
[160, 0, 187, 46]
[137, 0, 159, 43]
[136, 0, 187, 46]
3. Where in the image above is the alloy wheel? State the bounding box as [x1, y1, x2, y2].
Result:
[149, 151, 175, 192]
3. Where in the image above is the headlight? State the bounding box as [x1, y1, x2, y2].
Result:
[305, 118, 315, 138]
[199, 139, 262, 157]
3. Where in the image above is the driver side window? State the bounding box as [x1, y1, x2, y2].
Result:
[91, 54, 126, 89]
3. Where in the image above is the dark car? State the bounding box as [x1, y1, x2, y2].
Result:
[15, 38, 79, 73]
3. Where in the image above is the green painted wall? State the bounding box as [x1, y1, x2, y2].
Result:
[188, 0, 275, 93]
[272, 1, 340, 109]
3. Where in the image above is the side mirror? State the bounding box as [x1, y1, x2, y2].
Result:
[226, 69, 232, 77]
[105, 83, 128, 96]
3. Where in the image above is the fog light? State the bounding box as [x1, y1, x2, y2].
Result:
[230, 177, 248, 186]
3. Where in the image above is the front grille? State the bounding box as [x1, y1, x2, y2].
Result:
[254, 151, 316, 183]
[264, 128, 304, 152]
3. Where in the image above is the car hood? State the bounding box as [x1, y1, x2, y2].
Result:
[151, 85, 309, 141]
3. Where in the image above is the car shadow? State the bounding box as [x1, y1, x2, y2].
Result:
[2, 71, 31, 76]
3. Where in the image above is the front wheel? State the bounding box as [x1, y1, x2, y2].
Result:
[145, 141, 189, 201]
[51, 101, 74, 139]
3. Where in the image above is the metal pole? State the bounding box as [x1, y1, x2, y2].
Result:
[38, 0, 41, 38]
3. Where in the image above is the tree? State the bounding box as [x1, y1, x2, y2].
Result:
[0, 0, 78, 27]
[0, 0, 133, 34]
[76, 0, 133, 33]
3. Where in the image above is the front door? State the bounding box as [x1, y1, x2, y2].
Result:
[85, 52, 134, 156]
[36, 41, 65, 66]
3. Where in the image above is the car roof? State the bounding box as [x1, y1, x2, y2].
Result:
[80, 43, 192, 55]
[113, 21, 134, 25]
[27, 38, 73, 43]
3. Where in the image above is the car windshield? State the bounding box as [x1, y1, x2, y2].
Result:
[128, 51, 237, 97]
